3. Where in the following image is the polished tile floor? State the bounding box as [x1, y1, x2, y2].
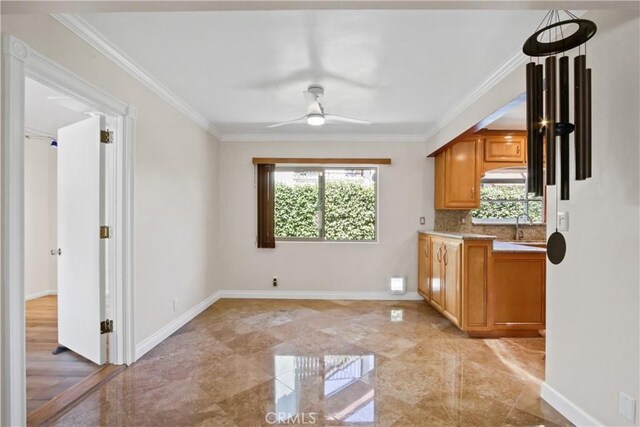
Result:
[53, 299, 572, 426]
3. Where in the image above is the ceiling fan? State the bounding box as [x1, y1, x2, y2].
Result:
[267, 85, 372, 128]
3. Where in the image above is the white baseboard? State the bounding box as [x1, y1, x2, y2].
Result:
[134, 292, 220, 361]
[217, 290, 423, 301]
[541, 382, 603, 426]
[25, 289, 57, 301]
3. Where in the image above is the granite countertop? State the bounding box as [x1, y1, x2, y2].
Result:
[492, 241, 546, 253]
[418, 230, 496, 240]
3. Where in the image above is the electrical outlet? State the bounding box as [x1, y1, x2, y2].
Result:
[619, 392, 636, 423]
[558, 211, 569, 231]
[273, 276, 278, 287]
[419, 217, 425, 225]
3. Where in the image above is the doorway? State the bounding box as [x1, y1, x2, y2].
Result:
[1, 34, 136, 425]
[24, 77, 115, 417]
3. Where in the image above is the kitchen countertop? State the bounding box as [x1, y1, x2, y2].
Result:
[492, 241, 546, 253]
[418, 230, 496, 240]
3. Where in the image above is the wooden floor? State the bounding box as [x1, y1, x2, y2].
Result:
[26, 295, 101, 416]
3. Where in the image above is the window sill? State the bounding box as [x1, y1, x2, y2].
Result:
[275, 239, 379, 244]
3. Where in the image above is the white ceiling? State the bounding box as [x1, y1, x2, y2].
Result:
[25, 78, 91, 136]
[78, 10, 548, 140]
[487, 102, 526, 130]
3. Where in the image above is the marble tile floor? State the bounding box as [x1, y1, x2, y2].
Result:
[52, 299, 572, 426]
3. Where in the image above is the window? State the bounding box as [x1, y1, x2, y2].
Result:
[472, 168, 544, 224]
[274, 167, 377, 241]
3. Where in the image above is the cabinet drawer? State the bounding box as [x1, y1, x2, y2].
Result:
[484, 136, 525, 163]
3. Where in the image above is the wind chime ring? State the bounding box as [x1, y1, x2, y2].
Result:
[523, 19, 597, 57]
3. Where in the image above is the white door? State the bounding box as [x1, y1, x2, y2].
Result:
[57, 116, 105, 365]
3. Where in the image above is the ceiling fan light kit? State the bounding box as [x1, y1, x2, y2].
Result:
[307, 114, 325, 126]
[267, 85, 371, 128]
[523, 10, 597, 264]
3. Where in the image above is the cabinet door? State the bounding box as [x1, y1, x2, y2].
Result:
[444, 138, 479, 208]
[418, 235, 430, 301]
[484, 136, 525, 163]
[430, 240, 444, 311]
[443, 242, 461, 327]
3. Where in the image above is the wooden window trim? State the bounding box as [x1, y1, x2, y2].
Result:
[252, 158, 391, 165]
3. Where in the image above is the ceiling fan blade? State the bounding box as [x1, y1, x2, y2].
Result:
[266, 116, 308, 128]
[324, 114, 372, 125]
[303, 91, 322, 115]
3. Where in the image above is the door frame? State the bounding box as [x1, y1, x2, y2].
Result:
[1, 34, 136, 425]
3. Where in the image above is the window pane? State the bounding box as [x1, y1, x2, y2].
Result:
[480, 182, 526, 201]
[528, 201, 543, 223]
[274, 170, 320, 238]
[324, 169, 376, 241]
[472, 201, 525, 220]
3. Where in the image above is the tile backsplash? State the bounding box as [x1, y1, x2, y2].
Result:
[434, 210, 546, 241]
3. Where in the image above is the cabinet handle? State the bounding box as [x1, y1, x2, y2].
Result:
[471, 187, 475, 199]
[436, 247, 442, 263]
[517, 145, 521, 154]
[444, 248, 449, 266]
[424, 247, 429, 260]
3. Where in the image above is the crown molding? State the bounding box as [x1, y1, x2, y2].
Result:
[221, 133, 425, 143]
[51, 13, 222, 140]
[423, 10, 588, 143]
[422, 49, 527, 142]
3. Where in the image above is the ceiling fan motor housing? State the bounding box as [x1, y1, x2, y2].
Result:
[307, 85, 324, 98]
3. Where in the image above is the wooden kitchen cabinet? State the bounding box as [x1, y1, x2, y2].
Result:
[418, 232, 544, 337]
[484, 134, 525, 163]
[434, 131, 528, 210]
[417, 234, 430, 300]
[429, 238, 445, 311]
[435, 136, 481, 210]
[424, 236, 462, 327]
[442, 241, 461, 327]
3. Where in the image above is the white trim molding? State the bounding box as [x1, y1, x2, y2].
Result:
[541, 382, 604, 427]
[51, 13, 222, 140]
[1, 33, 136, 426]
[25, 290, 58, 301]
[217, 290, 423, 300]
[221, 133, 425, 143]
[422, 49, 527, 142]
[135, 292, 220, 361]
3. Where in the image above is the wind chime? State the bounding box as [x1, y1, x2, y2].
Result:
[523, 10, 597, 264]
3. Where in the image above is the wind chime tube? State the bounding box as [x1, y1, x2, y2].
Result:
[526, 62, 536, 194]
[545, 56, 557, 186]
[535, 63, 544, 197]
[574, 54, 587, 180]
[585, 68, 592, 178]
[559, 56, 570, 200]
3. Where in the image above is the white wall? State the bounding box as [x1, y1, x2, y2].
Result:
[24, 137, 57, 299]
[425, 9, 640, 426]
[543, 10, 640, 426]
[1, 15, 221, 348]
[218, 140, 432, 295]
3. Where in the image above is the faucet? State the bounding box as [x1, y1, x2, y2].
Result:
[515, 213, 533, 241]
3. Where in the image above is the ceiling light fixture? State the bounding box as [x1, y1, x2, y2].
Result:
[307, 114, 325, 126]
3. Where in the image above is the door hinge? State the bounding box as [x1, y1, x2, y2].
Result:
[100, 319, 113, 334]
[100, 226, 111, 239]
[100, 130, 113, 144]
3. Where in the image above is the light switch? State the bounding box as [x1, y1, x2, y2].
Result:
[420, 217, 425, 225]
[558, 211, 569, 231]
